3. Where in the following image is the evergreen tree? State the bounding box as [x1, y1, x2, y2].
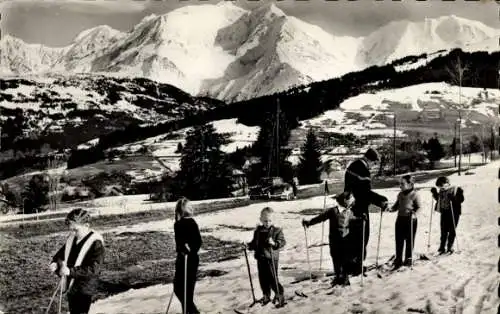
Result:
[297, 129, 322, 184]
[22, 174, 49, 214]
[176, 124, 233, 200]
[253, 102, 292, 178]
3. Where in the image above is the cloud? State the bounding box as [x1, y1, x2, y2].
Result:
[1, 0, 149, 14]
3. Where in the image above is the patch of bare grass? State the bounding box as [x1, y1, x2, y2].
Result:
[0, 230, 241, 314]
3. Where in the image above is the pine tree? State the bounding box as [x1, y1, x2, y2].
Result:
[176, 124, 233, 200]
[297, 129, 322, 184]
[253, 103, 292, 178]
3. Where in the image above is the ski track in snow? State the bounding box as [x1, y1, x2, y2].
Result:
[89, 160, 500, 314]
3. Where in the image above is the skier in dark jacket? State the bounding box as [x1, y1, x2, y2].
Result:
[343, 148, 388, 275]
[50, 208, 105, 314]
[384, 175, 421, 269]
[173, 197, 202, 314]
[246, 207, 286, 308]
[302, 191, 355, 286]
[431, 176, 464, 254]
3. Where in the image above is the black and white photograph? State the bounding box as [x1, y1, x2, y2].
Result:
[0, 0, 499, 313]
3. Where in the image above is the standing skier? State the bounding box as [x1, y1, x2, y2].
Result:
[302, 191, 355, 286]
[343, 148, 388, 275]
[174, 197, 202, 314]
[49, 208, 105, 314]
[384, 175, 421, 269]
[245, 207, 286, 308]
[431, 176, 464, 254]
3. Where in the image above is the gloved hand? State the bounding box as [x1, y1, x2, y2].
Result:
[49, 262, 58, 273]
[301, 219, 309, 228]
[380, 201, 389, 212]
[268, 238, 276, 246]
[60, 265, 70, 276]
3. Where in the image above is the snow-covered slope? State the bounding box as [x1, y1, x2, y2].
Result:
[358, 15, 499, 66]
[88, 159, 500, 314]
[302, 82, 500, 135]
[1, 3, 498, 101]
[112, 118, 260, 172]
[0, 35, 64, 75]
[200, 3, 362, 102]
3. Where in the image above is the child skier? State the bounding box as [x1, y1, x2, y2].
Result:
[431, 176, 464, 254]
[245, 207, 286, 308]
[174, 197, 202, 314]
[384, 175, 421, 269]
[302, 191, 355, 286]
[49, 208, 105, 314]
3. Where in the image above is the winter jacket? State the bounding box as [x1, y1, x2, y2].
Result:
[248, 225, 286, 260]
[174, 217, 202, 256]
[344, 158, 372, 197]
[344, 158, 388, 217]
[390, 189, 421, 217]
[308, 204, 355, 238]
[52, 230, 105, 296]
[432, 186, 464, 216]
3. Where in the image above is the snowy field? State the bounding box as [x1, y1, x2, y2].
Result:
[89, 159, 500, 314]
[109, 118, 259, 172]
[302, 83, 500, 138]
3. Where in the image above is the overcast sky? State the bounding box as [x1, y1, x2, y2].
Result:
[1, 0, 499, 47]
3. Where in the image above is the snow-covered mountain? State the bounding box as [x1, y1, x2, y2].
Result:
[357, 15, 498, 66]
[1, 2, 498, 101]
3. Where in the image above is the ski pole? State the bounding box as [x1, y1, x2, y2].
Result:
[183, 254, 188, 314]
[319, 191, 327, 271]
[449, 201, 459, 252]
[426, 199, 434, 255]
[243, 247, 258, 307]
[361, 219, 366, 287]
[375, 210, 383, 268]
[44, 279, 62, 314]
[410, 214, 414, 271]
[303, 226, 313, 285]
[269, 248, 281, 304]
[165, 289, 174, 314]
[58, 274, 64, 314]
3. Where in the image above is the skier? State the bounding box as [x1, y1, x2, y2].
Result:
[49, 208, 105, 314]
[245, 207, 286, 308]
[343, 148, 388, 275]
[302, 191, 355, 286]
[431, 176, 464, 254]
[174, 197, 202, 314]
[384, 175, 421, 269]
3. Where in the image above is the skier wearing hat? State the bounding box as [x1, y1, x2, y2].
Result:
[302, 191, 356, 287]
[343, 148, 388, 275]
[49, 208, 105, 314]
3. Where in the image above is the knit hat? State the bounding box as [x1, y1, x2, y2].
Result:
[65, 208, 91, 225]
[435, 176, 449, 187]
[364, 148, 380, 162]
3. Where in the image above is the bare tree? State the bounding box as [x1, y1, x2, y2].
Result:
[445, 55, 470, 176]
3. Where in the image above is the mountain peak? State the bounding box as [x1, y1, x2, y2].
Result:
[73, 25, 122, 43]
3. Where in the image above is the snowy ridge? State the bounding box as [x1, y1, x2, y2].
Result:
[2, 2, 497, 101]
[357, 15, 499, 66]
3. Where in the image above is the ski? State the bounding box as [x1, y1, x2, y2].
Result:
[294, 290, 308, 298]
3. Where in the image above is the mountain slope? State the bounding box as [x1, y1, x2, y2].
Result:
[358, 15, 498, 66]
[1, 4, 498, 101]
[0, 74, 225, 152]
